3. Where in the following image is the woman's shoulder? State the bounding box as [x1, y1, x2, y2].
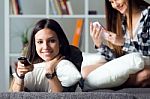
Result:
[142, 6, 150, 15]
[58, 59, 75, 66]
[140, 6, 150, 23]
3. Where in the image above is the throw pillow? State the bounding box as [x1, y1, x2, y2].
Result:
[56, 60, 81, 87]
[83, 52, 144, 91]
[82, 52, 107, 67]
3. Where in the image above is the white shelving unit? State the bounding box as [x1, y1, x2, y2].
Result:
[5, 0, 105, 91]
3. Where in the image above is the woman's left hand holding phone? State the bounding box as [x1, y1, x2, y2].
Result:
[17, 57, 33, 78]
[12, 57, 33, 92]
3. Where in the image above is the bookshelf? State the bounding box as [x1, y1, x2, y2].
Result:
[5, 0, 105, 91]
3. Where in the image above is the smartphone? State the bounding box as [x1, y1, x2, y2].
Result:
[93, 21, 109, 39]
[93, 21, 106, 29]
[18, 57, 31, 66]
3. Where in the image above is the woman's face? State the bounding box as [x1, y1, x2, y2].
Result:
[35, 28, 60, 61]
[109, 0, 128, 14]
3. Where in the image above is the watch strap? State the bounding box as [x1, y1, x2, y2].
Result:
[15, 69, 25, 79]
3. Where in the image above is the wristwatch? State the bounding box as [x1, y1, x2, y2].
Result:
[45, 72, 56, 79]
[15, 70, 25, 79]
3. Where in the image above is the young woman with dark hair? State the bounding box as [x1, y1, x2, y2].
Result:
[11, 18, 82, 92]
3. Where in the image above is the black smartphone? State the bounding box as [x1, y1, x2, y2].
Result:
[18, 57, 31, 66]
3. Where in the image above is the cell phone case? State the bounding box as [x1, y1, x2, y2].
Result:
[93, 21, 109, 39]
[18, 57, 31, 66]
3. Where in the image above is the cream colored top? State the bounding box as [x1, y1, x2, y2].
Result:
[13, 60, 81, 92]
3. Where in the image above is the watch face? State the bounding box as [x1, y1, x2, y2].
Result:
[45, 73, 53, 79]
[45, 72, 56, 79]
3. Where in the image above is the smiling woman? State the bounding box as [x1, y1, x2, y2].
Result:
[34, 28, 60, 61]
[108, 0, 128, 14]
[10, 18, 83, 92]
[81, 0, 150, 90]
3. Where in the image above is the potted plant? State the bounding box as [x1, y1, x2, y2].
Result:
[21, 28, 29, 56]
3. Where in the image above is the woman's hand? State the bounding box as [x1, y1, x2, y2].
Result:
[90, 22, 105, 48]
[105, 31, 124, 46]
[16, 61, 33, 77]
[45, 54, 65, 73]
[89, 22, 124, 47]
[44, 54, 64, 92]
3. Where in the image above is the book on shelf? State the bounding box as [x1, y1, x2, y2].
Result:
[57, 0, 69, 15]
[53, 0, 62, 15]
[66, 0, 73, 15]
[63, 0, 69, 14]
[49, 0, 72, 15]
[11, 0, 23, 15]
[49, 0, 57, 15]
[72, 19, 84, 47]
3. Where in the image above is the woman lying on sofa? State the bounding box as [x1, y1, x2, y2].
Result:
[81, 0, 150, 91]
[11, 18, 82, 92]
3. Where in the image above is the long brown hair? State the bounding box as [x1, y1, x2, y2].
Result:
[105, 0, 124, 56]
[26, 18, 83, 72]
[26, 19, 70, 63]
[105, 0, 150, 56]
[128, 0, 150, 37]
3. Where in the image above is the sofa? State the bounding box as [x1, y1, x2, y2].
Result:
[0, 87, 150, 99]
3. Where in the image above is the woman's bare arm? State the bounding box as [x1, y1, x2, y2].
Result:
[81, 62, 106, 79]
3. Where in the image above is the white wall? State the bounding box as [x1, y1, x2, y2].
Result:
[0, 0, 5, 92]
